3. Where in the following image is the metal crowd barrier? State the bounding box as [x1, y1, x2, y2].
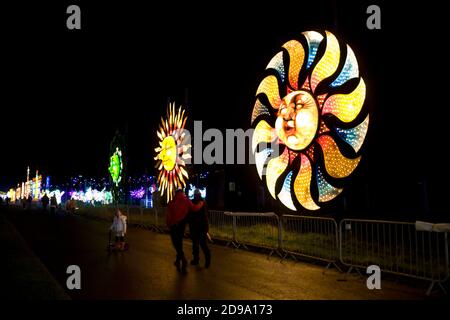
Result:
[135, 207, 166, 232]
[223, 211, 280, 256]
[125, 205, 142, 228]
[339, 219, 449, 295]
[208, 210, 234, 242]
[281, 215, 341, 271]
[154, 207, 167, 231]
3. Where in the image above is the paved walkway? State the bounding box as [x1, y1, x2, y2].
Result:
[3, 206, 433, 299]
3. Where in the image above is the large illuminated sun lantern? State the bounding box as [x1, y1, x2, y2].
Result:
[109, 147, 123, 187]
[154, 103, 191, 203]
[252, 30, 369, 211]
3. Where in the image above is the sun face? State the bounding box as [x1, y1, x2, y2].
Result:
[275, 90, 319, 151]
[109, 147, 123, 187]
[154, 103, 191, 203]
[159, 136, 177, 171]
[252, 30, 369, 211]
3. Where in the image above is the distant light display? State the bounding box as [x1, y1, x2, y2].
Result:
[8, 189, 15, 202]
[154, 103, 191, 203]
[252, 31, 369, 211]
[43, 189, 65, 205]
[187, 184, 207, 200]
[70, 188, 113, 205]
[32, 172, 42, 200]
[109, 147, 123, 187]
[130, 187, 145, 199]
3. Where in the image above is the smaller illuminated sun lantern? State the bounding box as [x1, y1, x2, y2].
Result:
[154, 102, 191, 203]
[109, 147, 123, 187]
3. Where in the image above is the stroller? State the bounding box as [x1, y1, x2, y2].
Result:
[107, 229, 129, 252]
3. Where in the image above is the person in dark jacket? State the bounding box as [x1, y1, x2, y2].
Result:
[27, 195, 32, 210]
[50, 195, 57, 214]
[41, 193, 49, 212]
[166, 189, 204, 272]
[188, 189, 211, 268]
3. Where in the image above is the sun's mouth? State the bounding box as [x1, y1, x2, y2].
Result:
[283, 120, 296, 134]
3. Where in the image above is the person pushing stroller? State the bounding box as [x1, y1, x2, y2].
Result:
[110, 209, 127, 251]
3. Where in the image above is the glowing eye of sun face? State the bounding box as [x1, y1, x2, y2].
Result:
[159, 136, 177, 171]
[275, 90, 319, 151]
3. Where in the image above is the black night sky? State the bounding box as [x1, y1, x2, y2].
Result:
[1, 1, 448, 220]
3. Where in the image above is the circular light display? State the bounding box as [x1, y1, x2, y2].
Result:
[154, 103, 191, 203]
[252, 30, 369, 211]
[109, 147, 123, 187]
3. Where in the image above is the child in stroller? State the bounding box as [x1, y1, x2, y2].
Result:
[109, 209, 128, 251]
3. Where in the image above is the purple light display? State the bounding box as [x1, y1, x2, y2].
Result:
[130, 187, 145, 199]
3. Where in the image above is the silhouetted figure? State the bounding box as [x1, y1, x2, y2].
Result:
[65, 198, 76, 214]
[5, 197, 10, 206]
[41, 194, 49, 211]
[188, 189, 211, 268]
[166, 189, 204, 272]
[50, 195, 57, 214]
[27, 195, 32, 210]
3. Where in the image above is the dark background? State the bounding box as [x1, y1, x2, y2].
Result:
[1, 1, 448, 220]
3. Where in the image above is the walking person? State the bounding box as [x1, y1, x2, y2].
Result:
[50, 194, 57, 214]
[65, 198, 76, 214]
[27, 195, 32, 210]
[188, 189, 211, 268]
[166, 189, 204, 273]
[41, 193, 49, 212]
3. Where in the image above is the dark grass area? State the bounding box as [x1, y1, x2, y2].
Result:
[0, 207, 70, 300]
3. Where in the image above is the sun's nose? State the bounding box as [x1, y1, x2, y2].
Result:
[282, 104, 296, 121]
[288, 109, 296, 120]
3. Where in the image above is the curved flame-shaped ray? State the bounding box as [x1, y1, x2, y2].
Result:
[317, 165, 343, 202]
[335, 114, 369, 153]
[317, 134, 361, 179]
[266, 149, 289, 199]
[282, 40, 305, 90]
[252, 120, 274, 153]
[331, 45, 359, 87]
[251, 98, 271, 124]
[322, 78, 366, 123]
[256, 75, 281, 109]
[278, 171, 297, 211]
[294, 154, 320, 210]
[310, 31, 340, 93]
[266, 51, 285, 82]
[303, 31, 324, 70]
[255, 148, 273, 179]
